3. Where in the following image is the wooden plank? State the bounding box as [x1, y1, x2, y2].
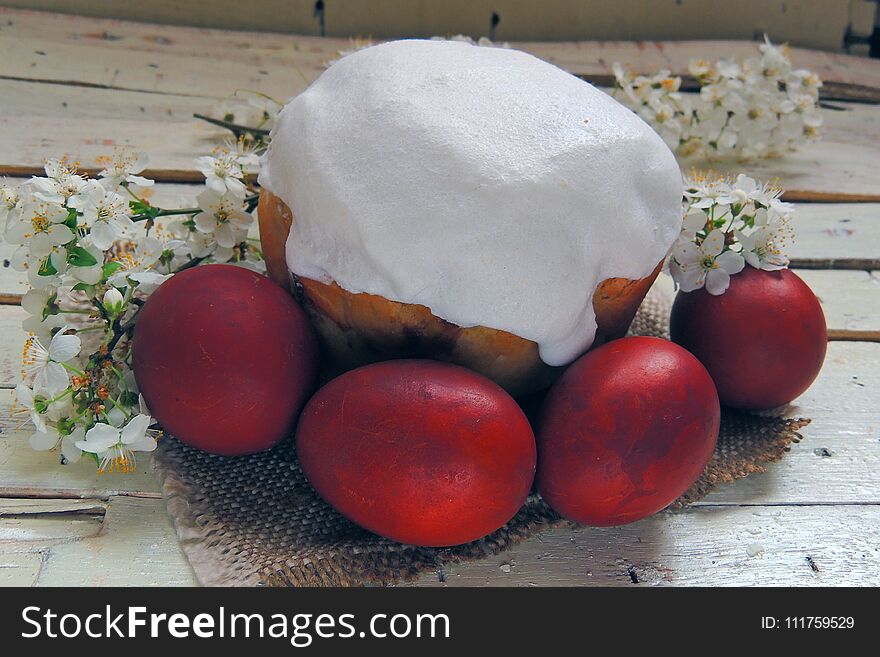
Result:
[0, 79, 232, 179]
[4, 499, 878, 586]
[0, 552, 43, 586]
[0, 304, 25, 386]
[33, 495, 197, 586]
[795, 270, 880, 340]
[0, 515, 103, 544]
[409, 504, 880, 586]
[0, 6, 341, 89]
[0, 498, 106, 515]
[2, 7, 878, 98]
[0, 494, 194, 586]
[790, 203, 880, 268]
[0, 32, 316, 101]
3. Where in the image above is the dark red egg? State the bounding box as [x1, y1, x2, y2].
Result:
[536, 336, 719, 526]
[295, 360, 536, 546]
[670, 267, 826, 410]
[132, 264, 318, 456]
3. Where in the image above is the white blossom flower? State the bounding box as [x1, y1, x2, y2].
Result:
[195, 153, 248, 198]
[30, 160, 91, 209]
[21, 326, 81, 396]
[81, 182, 133, 250]
[61, 428, 84, 463]
[20, 288, 66, 342]
[29, 426, 61, 451]
[26, 421, 83, 463]
[187, 230, 235, 262]
[75, 414, 158, 472]
[224, 137, 262, 174]
[4, 201, 73, 257]
[686, 179, 737, 209]
[672, 229, 745, 295]
[193, 189, 252, 248]
[736, 224, 789, 270]
[149, 224, 191, 273]
[3, 142, 264, 473]
[612, 37, 822, 160]
[15, 383, 47, 433]
[98, 150, 154, 189]
[102, 287, 125, 317]
[1, 180, 25, 227]
[10, 246, 64, 290]
[107, 236, 172, 293]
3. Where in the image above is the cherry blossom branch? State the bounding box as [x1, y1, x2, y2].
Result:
[193, 113, 271, 137]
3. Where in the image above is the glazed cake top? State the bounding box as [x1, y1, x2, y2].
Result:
[259, 39, 682, 366]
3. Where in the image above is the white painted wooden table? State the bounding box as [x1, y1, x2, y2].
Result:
[0, 8, 878, 587]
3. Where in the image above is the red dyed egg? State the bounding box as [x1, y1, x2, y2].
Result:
[295, 360, 536, 546]
[536, 336, 719, 526]
[133, 264, 318, 456]
[670, 267, 826, 410]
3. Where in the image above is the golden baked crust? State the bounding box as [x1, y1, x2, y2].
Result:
[258, 190, 660, 395]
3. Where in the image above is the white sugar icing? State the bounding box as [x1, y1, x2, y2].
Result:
[259, 39, 682, 366]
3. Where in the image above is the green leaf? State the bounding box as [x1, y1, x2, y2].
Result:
[43, 292, 60, 320]
[64, 208, 79, 231]
[102, 261, 123, 278]
[129, 199, 160, 219]
[67, 245, 98, 267]
[37, 256, 57, 277]
[71, 282, 96, 296]
[32, 396, 48, 414]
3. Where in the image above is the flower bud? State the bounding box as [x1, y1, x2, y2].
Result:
[102, 287, 125, 318]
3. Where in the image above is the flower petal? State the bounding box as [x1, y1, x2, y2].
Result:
[683, 208, 708, 233]
[69, 264, 103, 285]
[121, 414, 151, 445]
[34, 361, 69, 396]
[716, 250, 745, 275]
[214, 223, 237, 248]
[80, 423, 121, 452]
[48, 223, 74, 245]
[29, 430, 59, 451]
[679, 267, 706, 293]
[702, 229, 726, 257]
[126, 435, 158, 453]
[673, 242, 702, 265]
[705, 268, 731, 296]
[48, 330, 81, 362]
[61, 434, 83, 463]
[126, 175, 154, 187]
[90, 221, 118, 251]
[15, 383, 34, 408]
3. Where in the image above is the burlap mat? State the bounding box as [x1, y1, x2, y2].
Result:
[153, 284, 810, 586]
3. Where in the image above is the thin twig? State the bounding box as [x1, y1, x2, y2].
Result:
[193, 113, 271, 137]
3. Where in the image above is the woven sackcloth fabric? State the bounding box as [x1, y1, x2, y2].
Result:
[153, 284, 810, 586]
